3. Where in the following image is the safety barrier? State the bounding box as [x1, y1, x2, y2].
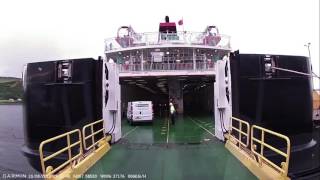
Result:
[119, 61, 215, 72]
[229, 117, 250, 148]
[38, 120, 111, 179]
[251, 125, 291, 176]
[39, 129, 83, 176]
[226, 117, 291, 179]
[82, 119, 106, 151]
[104, 31, 231, 51]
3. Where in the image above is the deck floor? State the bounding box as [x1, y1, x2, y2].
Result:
[85, 115, 256, 180]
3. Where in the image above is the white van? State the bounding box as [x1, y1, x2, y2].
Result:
[127, 101, 153, 123]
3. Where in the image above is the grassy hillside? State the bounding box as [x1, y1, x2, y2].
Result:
[0, 77, 23, 101]
[0, 77, 21, 83]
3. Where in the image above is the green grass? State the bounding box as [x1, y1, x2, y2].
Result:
[0, 77, 23, 101]
[0, 77, 20, 83]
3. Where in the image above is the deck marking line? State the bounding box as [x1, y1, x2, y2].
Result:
[122, 126, 138, 138]
[190, 117, 215, 137]
[166, 118, 170, 144]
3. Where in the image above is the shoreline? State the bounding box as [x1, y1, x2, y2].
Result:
[0, 101, 23, 105]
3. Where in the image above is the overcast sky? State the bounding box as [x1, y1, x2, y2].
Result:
[0, 0, 319, 85]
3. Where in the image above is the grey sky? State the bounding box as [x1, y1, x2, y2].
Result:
[0, 0, 319, 85]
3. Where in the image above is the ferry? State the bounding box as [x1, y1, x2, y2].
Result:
[21, 16, 320, 179]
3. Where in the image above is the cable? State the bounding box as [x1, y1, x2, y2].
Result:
[110, 113, 116, 134]
[312, 72, 320, 79]
[271, 66, 320, 79]
[221, 113, 228, 133]
[218, 109, 228, 133]
[221, 112, 227, 132]
[106, 113, 116, 141]
[106, 112, 116, 136]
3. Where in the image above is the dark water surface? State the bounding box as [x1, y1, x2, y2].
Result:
[0, 104, 40, 177]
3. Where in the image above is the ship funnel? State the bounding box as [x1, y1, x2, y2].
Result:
[159, 16, 176, 33]
[165, 16, 169, 22]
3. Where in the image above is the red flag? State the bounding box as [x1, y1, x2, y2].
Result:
[178, 19, 183, 26]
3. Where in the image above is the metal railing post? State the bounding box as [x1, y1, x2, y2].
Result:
[67, 134, 72, 168]
[141, 50, 144, 71]
[261, 130, 265, 156]
[82, 120, 106, 151]
[229, 117, 250, 148]
[239, 122, 242, 148]
[193, 49, 196, 70]
[90, 125, 95, 150]
[251, 125, 291, 176]
[39, 129, 83, 176]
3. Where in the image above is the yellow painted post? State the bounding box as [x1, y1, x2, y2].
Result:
[261, 130, 264, 156]
[78, 130, 83, 155]
[67, 134, 72, 168]
[226, 118, 291, 180]
[239, 122, 242, 148]
[39, 144, 46, 175]
[90, 125, 95, 150]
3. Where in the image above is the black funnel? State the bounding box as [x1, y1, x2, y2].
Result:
[165, 16, 169, 23]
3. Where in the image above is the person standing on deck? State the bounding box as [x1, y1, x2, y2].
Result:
[169, 102, 176, 125]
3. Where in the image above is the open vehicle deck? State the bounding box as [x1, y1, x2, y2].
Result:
[84, 116, 256, 180]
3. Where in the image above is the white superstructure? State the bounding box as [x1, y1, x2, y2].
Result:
[103, 17, 233, 142]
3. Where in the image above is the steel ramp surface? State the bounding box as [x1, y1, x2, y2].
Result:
[84, 116, 256, 180]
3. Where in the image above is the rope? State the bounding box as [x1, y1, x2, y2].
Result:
[271, 66, 320, 79]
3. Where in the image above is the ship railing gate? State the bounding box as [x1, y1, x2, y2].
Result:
[39, 119, 111, 180]
[226, 116, 291, 180]
[38, 117, 291, 180]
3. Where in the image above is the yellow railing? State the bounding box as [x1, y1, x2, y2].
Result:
[229, 117, 250, 148]
[82, 119, 106, 151]
[251, 125, 291, 176]
[39, 129, 83, 176]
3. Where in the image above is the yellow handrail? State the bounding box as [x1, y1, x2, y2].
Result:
[251, 125, 291, 176]
[229, 117, 250, 148]
[39, 129, 83, 176]
[82, 119, 106, 151]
